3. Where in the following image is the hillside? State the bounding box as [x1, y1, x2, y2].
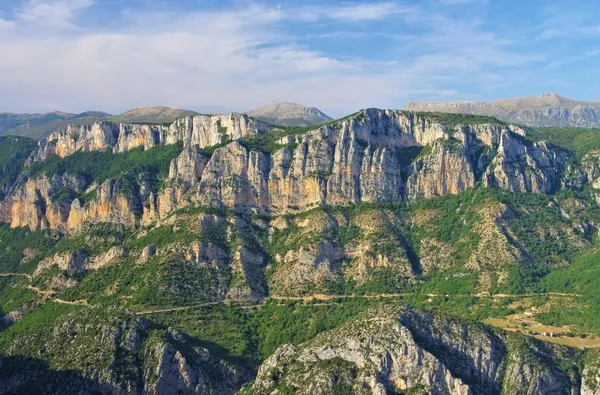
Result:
[1, 109, 600, 393]
[0, 106, 199, 139]
[109, 106, 199, 124]
[246, 101, 332, 126]
[0, 111, 112, 139]
[404, 93, 600, 127]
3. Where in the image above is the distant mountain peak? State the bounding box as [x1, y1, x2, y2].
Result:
[539, 92, 558, 97]
[404, 94, 600, 128]
[109, 106, 199, 124]
[246, 102, 332, 127]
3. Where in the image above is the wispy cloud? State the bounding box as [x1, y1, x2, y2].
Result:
[295, 2, 414, 22]
[437, 0, 488, 5]
[540, 48, 600, 71]
[15, 0, 93, 28]
[534, 2, 600, 40]
[0, 0, 593, 115]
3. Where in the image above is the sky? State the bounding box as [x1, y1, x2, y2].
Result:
[0, 0, 599, 117]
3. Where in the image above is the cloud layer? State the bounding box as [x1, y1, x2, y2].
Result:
[0, 0, 598, 116]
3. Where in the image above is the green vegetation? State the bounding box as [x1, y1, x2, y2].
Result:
[150, 298, 376, 367]
[27, 141, 183, 186]
[406, 293, 519, 322]
[0, 302, 83, 348]
[411, 186, 488, 245]
[0, 276, 36, 313]
[59, 253, 229, 307]
[0, 224, 57, 273]
[240, 111, 365, 154]
[493, 190, 583, 265]
[408, 111, 505, 128]
[526, 127, 600, 159]
[0, 136, 37, 199]
[239, 132, 298, 154]
[202, 139, 232, 154]
[125, 225, 196, 251]
[217, 121, 230, 142]
[537, 247, 600, 333]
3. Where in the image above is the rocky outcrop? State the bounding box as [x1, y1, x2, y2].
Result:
[508, 105, 600, 128]
[143, 331, 247, 395]
[247, 306, 582, 395]
[34, 250, 88, 276]
[0, 109, 590, 232]
[31, 113, 273, 161]
[86, 246, 125, 270]
[246, 101, 333, 126]
[0, 307, 248, 395]
[404, 93, 600, 128]
[169, 147, 210, 187]
[582, 351, 600, 395]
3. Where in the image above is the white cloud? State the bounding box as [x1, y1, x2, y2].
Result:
[0, 0, 550, 116]
[16, 0, 93, 28]
[534, 3, 600, 41]
[0, 18, 14, 30]
[295, 2, 414, 22]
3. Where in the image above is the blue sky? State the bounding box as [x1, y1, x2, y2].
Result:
[0, 0, 599, 117]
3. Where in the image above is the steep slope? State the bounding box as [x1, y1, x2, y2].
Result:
[247, 306, 586, 395]
[246, 101, 332, 126]
[4, 109, 587, 233]
[404, 93, 600, 127]
[0, 304, 248, 394]
[110, 106, 199, 124]
[0, 111, 73, 134]
[0, 109, 596, 303]
[0, 111, 112, 139]
[2, 107, 600, 394]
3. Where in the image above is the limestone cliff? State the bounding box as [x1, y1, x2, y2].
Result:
[247, 306, 583, 395]
[2, 109, 588, 233]
[0, 306, 248, 395]
[403, 93, 600, 128]
[31, 113, 273, 161]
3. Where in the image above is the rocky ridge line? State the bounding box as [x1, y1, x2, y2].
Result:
[1, 109, 598, 232]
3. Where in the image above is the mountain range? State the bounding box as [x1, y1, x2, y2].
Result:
[404, 93, 600, 127]
[0, 107, 199, 140]
[246, 101, 332, 126]
[1, 105, 600, 393]
[0, 102, 331, 140]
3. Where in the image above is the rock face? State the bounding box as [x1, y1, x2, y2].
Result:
[0, 111, 112, 139]
[0, 307, 248, 395]
[247, 306, 583, 395]
[246, 101, 333, 126]
[2, 109, 587, 232]
[109, 105, 198, 124]
[31, 112, 272, 161]
[404, 93, 600, 128]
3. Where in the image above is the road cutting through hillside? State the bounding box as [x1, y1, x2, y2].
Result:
[2, 272, 582, 316]
[135, 301, 226, 315]
[26, 285, 88, 306]
[0, 272, 32, 280]
[133, 291, 582, 315]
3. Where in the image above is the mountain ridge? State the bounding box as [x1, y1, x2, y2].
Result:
[0, 106, 199, 139]
[246, 101, 332, 126]
[0, 103, 332, 138]
[404, 93, 600, 127]
[108, 105, 199, 124]
[1, 107, 600, 394]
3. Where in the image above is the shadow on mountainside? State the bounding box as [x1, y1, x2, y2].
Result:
[0, 355, 109, 395]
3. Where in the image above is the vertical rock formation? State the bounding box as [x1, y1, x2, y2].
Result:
[247, 306, 582, 395]
[0, 109, 588, 232]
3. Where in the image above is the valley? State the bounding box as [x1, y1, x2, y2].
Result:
[1, 109, 600, 393]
